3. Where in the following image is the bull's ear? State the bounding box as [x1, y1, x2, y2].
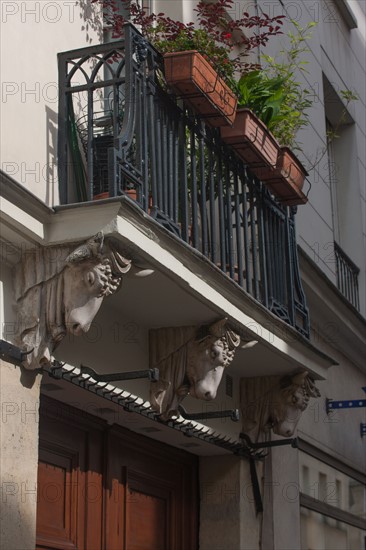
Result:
[240, 339, 258, 349]
[66, 233, 104, 264]
[209, 318, 228, 337]
[129, 265, 154, 278]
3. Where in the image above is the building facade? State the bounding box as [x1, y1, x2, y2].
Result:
[0, 1, 365, 549]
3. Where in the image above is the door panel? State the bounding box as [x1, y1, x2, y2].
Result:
[127, 490, 167, 549]
[36, 397, 104, 550]
[36, 446, 80, 550]
[36, 397, 198, 550]
[126, 471, 172, 550]
[105, 427, 197, 550]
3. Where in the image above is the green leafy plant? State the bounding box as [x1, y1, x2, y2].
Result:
[325, 89, 359, 142]
[92, 0, 285, 88]
[236, 21, 316, 149]
[236, 23, 358, 171]
[236, 70, 287, 128]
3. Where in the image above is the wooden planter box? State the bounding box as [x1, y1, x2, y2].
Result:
[261, 147, 308, 206]
[164, 50, 237, 127]
[220, 108, 279, 173]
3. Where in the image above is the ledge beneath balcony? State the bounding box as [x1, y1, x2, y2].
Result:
[49, 195, 336, 379]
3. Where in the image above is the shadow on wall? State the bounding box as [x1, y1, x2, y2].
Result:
[46, 2, 103, 206]
[45, 106, 58, 207]
[0, 504, 38, 550]
[78, 0, 104, 44]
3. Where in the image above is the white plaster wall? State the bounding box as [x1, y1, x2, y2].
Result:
[0, 361, 42, 550]
[0, 263, 17, 342]
[153, 1, 196, 24]
[153, 0, 366, 311]
[317, 0, 366, 315]
[254, 0, 366, 314]
[199, 456, 261, 550]
[0, 265, 41, 549]
[0, 0, 103, 206]
[299, 360, 366, 474]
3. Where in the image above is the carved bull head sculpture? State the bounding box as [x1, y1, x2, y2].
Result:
[150, 319, 256, 420]
[240, 371, 320, 441]
[185, 318, 241, 401]
[14, 233, 131, 369]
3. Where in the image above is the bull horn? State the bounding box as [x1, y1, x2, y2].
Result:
[209, 318, 228, 337]
[304, 376, 321, 398]
[130, 264, 155, 278]
[226, 329, 241, 350]
[108, 248, 132, 275]
[292, 371, 309, 386]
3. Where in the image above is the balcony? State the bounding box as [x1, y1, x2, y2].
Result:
[334, 242, 360, 310]
[58, 24, 309, 337]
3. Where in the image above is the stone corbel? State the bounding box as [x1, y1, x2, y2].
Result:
[14, 233, 132, 370]
[149, 318, 256, 421]
[240, 371, 321, 442]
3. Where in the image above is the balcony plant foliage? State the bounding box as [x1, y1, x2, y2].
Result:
[89, 0, 286, 197]
[220, 21, 317, 205]
[92, 0, 285, 88]
[235, 21, 316, 150]
[232, 21, 358, 205]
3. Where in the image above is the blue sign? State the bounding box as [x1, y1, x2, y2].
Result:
[326, 387, 366, 414]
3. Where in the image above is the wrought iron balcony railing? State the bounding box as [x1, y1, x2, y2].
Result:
[334, 242, 360, 310]
[58, 24, 309, 337]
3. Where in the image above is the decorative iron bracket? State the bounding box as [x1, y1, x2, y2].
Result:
[48, 361, 65, 379]
[0, 339, 32, 366]
[79, 365, 159, 382]
[47, 362, 159, 383]
[240, 433, 298, 450]
[178, 405, 239, 422]
[39, 361, 244, 455]
[239, 433, 298, 516]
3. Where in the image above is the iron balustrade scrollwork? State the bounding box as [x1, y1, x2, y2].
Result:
[58, 23, 309, 337]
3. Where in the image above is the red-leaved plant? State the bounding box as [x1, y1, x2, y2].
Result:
[91, 0, 284, 86]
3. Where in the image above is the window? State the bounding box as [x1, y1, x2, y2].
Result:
[300, 509, 365, 550]
[299, 449, 365, 550]
[323, 74, 361, 308]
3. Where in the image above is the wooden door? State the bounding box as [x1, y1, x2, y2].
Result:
[105, 426, 198, 550]
[36, 397, 104, 550]
[36, 397, 198, 550]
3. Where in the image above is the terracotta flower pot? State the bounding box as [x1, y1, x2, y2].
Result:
[220, 108, 279, 173]
[261, 147, 308, 206]
[93, 189, 153, 210]
[164, 50, 237, 127]
[93, 192, 110, 200]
